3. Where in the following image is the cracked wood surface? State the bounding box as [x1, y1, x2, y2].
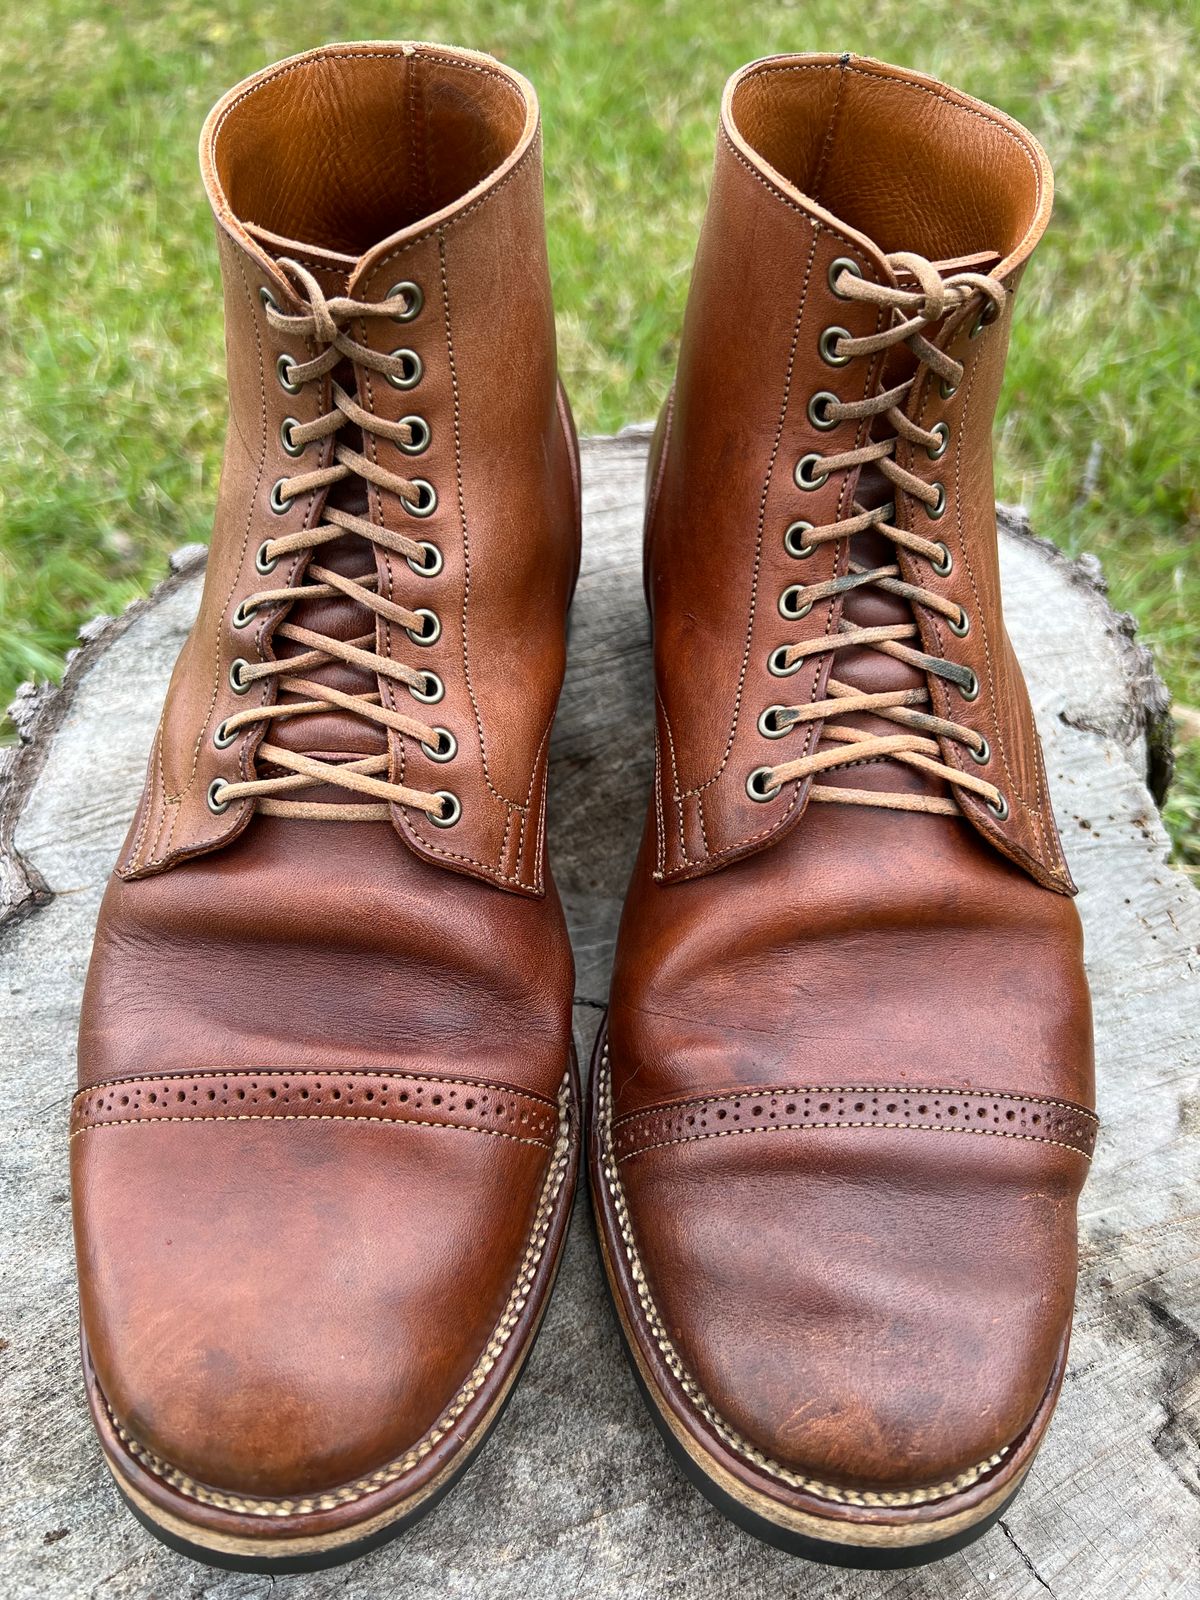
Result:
[1, 428, 1197, 1599]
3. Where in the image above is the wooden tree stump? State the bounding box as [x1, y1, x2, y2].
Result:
[1, 427, 1196, 1599]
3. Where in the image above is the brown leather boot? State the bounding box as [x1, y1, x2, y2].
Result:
[73, 42, 580, 1571]
[590, 53, 1095, 1567]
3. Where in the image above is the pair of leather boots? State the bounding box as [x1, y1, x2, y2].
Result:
[72, 42, 1095, 1573]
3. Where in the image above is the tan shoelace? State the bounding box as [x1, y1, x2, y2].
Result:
[750, 252, 1009, 821]
[209, 260, 459, 827]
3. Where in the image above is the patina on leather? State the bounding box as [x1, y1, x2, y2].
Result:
[592, 53, 1095, 1561]
[74, 41, 580, 1567]
[117, 40, 577, 893]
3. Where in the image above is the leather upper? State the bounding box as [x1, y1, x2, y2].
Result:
[119, 42, 578, 895]
[74, 43, 579, 1528]
[74, 1075, 557, 1497]
[601, 54, 1095, 1516]
[644, 53, 1068, 891]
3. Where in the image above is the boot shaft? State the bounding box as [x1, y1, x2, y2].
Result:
[645, 53, 1071, 892]
[119, 43, 579, 894]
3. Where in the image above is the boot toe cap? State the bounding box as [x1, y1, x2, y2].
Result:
[73, 1082, 561, 1502]
[618, 1114, 1086, 1501]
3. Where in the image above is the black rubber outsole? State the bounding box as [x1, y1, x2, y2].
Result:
[117, 1474, 436, 1576]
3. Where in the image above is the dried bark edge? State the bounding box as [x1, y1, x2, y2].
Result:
[0, 547, 208, 929]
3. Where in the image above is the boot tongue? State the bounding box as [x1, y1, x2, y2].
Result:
[246, 225, 391, 790]
[244, 222, 358, 278]
[817, 249, 1000, 806]
[916, 250, 1002, 277]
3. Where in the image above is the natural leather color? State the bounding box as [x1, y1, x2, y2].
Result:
[73, 41, 580, 1566]
[590, 53, 1096, 1559]
[116, 42, 578, 890]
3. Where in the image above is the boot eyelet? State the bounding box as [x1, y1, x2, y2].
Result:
[779, 585, 813, 621]
[276, 354, 302, 394]
[420, 727, 457, 763]
[768, 645, 803, 678]
[757, 705, 795, 740]
[255, 540, 280, 575]
[970, 735, 991, 765]
[407, 608, 441, 647]
[784, 521, 816, 558]
[960, 668, 980, 702]
[970, 301, 1000, 339]
[387, 281, 424, 321]
[407, 541, 443, 577]
[259, 286, 278, 313]
[819, 326, 852, 367]
[807, 391, 840, 431]
[926, 421, 950, 460]
[269, 479, 295, 515]
[939, 376, 959, 400]
[400, 479, 438, 519]
[794, 453, 830, 492]
[399, 416, 430, 455]
[987, 791, 1010, 820]
[206, 778, 231, 814]
[948, 606, 970, 637]
[229, 658, 252, 694]
[408, 669, 444, 704]
[746, 766, 782, 803]
[828, 257, 864, 298]
[280, 417, 306, 456]
[387, 349, 423, 390]
[427, 790, 461, 827]
[213, 719, 237, 749]
[926, 482, 947, 520]
[232, 600, 258, 629]
[931, 540, 953, 576]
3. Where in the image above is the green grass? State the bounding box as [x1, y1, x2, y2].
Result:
[1, 0, 1196, 865]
